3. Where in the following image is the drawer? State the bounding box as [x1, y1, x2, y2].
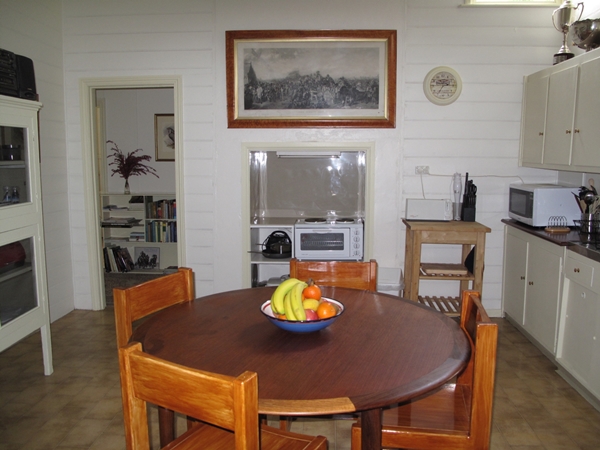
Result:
[565, 252, 594, 288]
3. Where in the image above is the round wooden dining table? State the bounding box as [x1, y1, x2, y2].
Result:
[131, 286, 470, 450]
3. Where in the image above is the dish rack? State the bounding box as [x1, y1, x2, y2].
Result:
[573, 214, 600, 246]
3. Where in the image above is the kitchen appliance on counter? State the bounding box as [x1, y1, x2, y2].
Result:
[508, 183, 581, 227]
[294, 217, 364, 261]
[260, 230, 292, 259]
[405, 199, 452, 221]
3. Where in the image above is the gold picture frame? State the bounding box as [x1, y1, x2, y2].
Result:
[154, 114, 175, 161]
[226, 29, 397, 128]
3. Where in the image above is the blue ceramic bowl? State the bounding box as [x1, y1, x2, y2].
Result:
[260, 298, 344, 333]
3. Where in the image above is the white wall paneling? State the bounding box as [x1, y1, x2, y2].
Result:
[0, 0, 73, 321]
[6, 0, 587, 316]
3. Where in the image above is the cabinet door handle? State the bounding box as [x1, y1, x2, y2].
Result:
[538, 132, 544, 136]
[528, 281, 533, 285]
[520, 276, 525, 280]
[566, 129, 572, 134]
[574, 129, 580, 133]
[574, 268, 580, 273]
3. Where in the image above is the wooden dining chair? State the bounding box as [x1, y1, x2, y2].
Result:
[350, 290, 498, 450]
[113, 267, 195, 348]
[119, 342, 328, 450]
[289, 258, 378, 291]
[276, 258, 378, 430]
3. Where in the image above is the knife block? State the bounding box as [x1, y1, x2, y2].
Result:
[461, 195, 476, 222]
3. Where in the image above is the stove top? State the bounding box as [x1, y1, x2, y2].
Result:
[295, 217, 364, 227]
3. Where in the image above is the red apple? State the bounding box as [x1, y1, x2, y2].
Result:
[304, 309, 319, 321]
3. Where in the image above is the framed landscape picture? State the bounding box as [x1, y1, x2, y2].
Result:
[134, 247, 160, 270]
[154, 114, 175, 161]
[226, 29, 397, 128]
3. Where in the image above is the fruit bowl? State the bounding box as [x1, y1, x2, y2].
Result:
[260, 298, 344, 333]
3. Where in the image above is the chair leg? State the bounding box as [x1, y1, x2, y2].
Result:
[158, 407, 175, 447]
[280, 416, 292, 431]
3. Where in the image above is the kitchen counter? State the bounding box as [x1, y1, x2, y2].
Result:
[502, 219, 600, 264]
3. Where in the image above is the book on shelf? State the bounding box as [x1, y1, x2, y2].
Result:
[146, 198, 177, 220]
[146, 220, 177, 243]
[129, 231, 145, 242]
[103, 245, 135, 273]
[101, 217, 142, 227]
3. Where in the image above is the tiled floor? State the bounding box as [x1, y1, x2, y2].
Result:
[1, 309, 600, 449]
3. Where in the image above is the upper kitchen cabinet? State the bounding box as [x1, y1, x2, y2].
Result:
[571, 56, 600, 167]
[520, 48, 600, 172]
[520, 73, 548, 166]
[543, 65, 578, 167]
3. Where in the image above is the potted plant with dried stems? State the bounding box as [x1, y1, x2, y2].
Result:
[106, 140, 158, 194]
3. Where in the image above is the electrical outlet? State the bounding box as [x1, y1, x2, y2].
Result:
[415, 166, 430, 175]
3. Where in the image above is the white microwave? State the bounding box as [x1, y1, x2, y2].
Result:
[508, 183, 581, 227]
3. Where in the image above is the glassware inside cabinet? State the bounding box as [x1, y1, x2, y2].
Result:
[0, 124, 29, 207]
[0, 237, 37, 325]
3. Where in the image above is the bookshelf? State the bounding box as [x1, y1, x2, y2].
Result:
[101, 193, 177, 273]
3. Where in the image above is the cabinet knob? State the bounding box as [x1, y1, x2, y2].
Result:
[529, 281, 534, 285]
[566, 129, 572, 134]
[574, 267, 580, 273]
[538, 132, 544, 136]
[520, 276, 525, 280]
[574, 128, 580, 133]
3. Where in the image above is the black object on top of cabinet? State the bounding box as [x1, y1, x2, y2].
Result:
[0, 48, 37, 101]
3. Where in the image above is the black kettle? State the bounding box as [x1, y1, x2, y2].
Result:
[261, 230, 292, 259]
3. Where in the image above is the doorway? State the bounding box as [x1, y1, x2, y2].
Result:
[80, 76, 185, 310]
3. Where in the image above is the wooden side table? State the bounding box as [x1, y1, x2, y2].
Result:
[402, 219, 491, 315]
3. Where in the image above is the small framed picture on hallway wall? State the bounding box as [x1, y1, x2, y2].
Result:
[226, 29, 397, 129]
[154, 114, 175, 161]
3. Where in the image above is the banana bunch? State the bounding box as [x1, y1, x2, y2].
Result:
[270, 278, 308, 321]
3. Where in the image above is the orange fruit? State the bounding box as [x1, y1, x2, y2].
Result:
[316, 301, 337, 319]
[303, 283, 322, 300]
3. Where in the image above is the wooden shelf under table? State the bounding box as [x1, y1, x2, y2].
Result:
[418, 296, 461, 316]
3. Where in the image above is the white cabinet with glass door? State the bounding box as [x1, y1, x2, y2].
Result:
[0, 95, 52, 375]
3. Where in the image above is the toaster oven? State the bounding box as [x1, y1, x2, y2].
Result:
[293, 218, 364, 261]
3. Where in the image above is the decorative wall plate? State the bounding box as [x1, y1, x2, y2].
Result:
[423, 66, 462, 105]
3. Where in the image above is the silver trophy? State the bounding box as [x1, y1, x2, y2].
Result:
[552, 0, 584, 65]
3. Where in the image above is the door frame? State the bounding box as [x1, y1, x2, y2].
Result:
[79, 76, 185, 310]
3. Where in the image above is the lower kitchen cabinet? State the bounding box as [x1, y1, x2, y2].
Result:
[502, 225, 565, 355]
[502, 227, 528, 326]
[557, 250, 600, 402]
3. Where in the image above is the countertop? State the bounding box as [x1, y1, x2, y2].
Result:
[502, 219, 600, 264]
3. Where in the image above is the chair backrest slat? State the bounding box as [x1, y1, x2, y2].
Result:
[114, 267, 195, 348]
[119, 342, 260, 450]
[289, 258, 378, 291]
[459, 290, 498, 448]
